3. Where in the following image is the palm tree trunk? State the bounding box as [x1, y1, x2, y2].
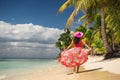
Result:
[100, 0, 120, 59]
[100, 0, 113, 55]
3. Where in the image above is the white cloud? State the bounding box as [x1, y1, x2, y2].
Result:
[0, 21, 63, 58]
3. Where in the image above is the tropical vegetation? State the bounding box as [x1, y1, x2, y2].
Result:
[55, 29, 72, 57]
[56, 0, 120, 59]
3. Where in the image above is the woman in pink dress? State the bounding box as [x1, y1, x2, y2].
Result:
[58, 31, 91, 73]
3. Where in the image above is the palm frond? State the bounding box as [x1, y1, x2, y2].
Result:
[65, 0, 82, 29]
[78, 14, 88, 22]
[57, 0, 70, 13]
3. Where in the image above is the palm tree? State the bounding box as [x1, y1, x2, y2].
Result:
[100, 0, 112, 53]
[105, 0, 120, 50]
[58, 0, 120, 59]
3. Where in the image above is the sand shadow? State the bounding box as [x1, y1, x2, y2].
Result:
[67, 67, 102, 75]
[78, 67, 103, 73]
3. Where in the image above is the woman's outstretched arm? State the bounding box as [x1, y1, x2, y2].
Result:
[66, 40, 74, 49]
[82, 40, 91, 49]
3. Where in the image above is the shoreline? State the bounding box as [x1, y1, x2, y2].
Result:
[1, 56, 120, 80]
[3, 64, 120, 80]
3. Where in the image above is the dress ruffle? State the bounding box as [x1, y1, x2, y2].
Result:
[58, 47, 91, 67]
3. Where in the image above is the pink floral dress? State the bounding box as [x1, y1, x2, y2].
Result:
[58, 41, 91, 67]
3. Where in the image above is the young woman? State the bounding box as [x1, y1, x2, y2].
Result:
[58, 31, 91, 73]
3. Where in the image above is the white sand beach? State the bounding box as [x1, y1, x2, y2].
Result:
[83, 56, 120, 74]
[1, 56, 120, 80]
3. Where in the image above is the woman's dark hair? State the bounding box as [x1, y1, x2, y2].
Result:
[73, 37, 81, 44]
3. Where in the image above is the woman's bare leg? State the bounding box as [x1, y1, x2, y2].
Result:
[73, 66, 79, 73]
[76, 66, 79, 73]
[73, 67, 76, 73]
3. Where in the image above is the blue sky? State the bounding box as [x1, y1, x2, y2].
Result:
[0, 0, 83, 58]
[0, 0, 76, 29]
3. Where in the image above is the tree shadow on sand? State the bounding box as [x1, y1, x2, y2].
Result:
[67, 67, 102, 75]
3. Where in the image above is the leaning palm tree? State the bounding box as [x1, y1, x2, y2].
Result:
[58, 0, 120, 59]
[100, 0, 112, 53]
[105, 0, 120, 49]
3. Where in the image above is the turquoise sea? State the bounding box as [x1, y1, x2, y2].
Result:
[0, 59, 58, 79]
